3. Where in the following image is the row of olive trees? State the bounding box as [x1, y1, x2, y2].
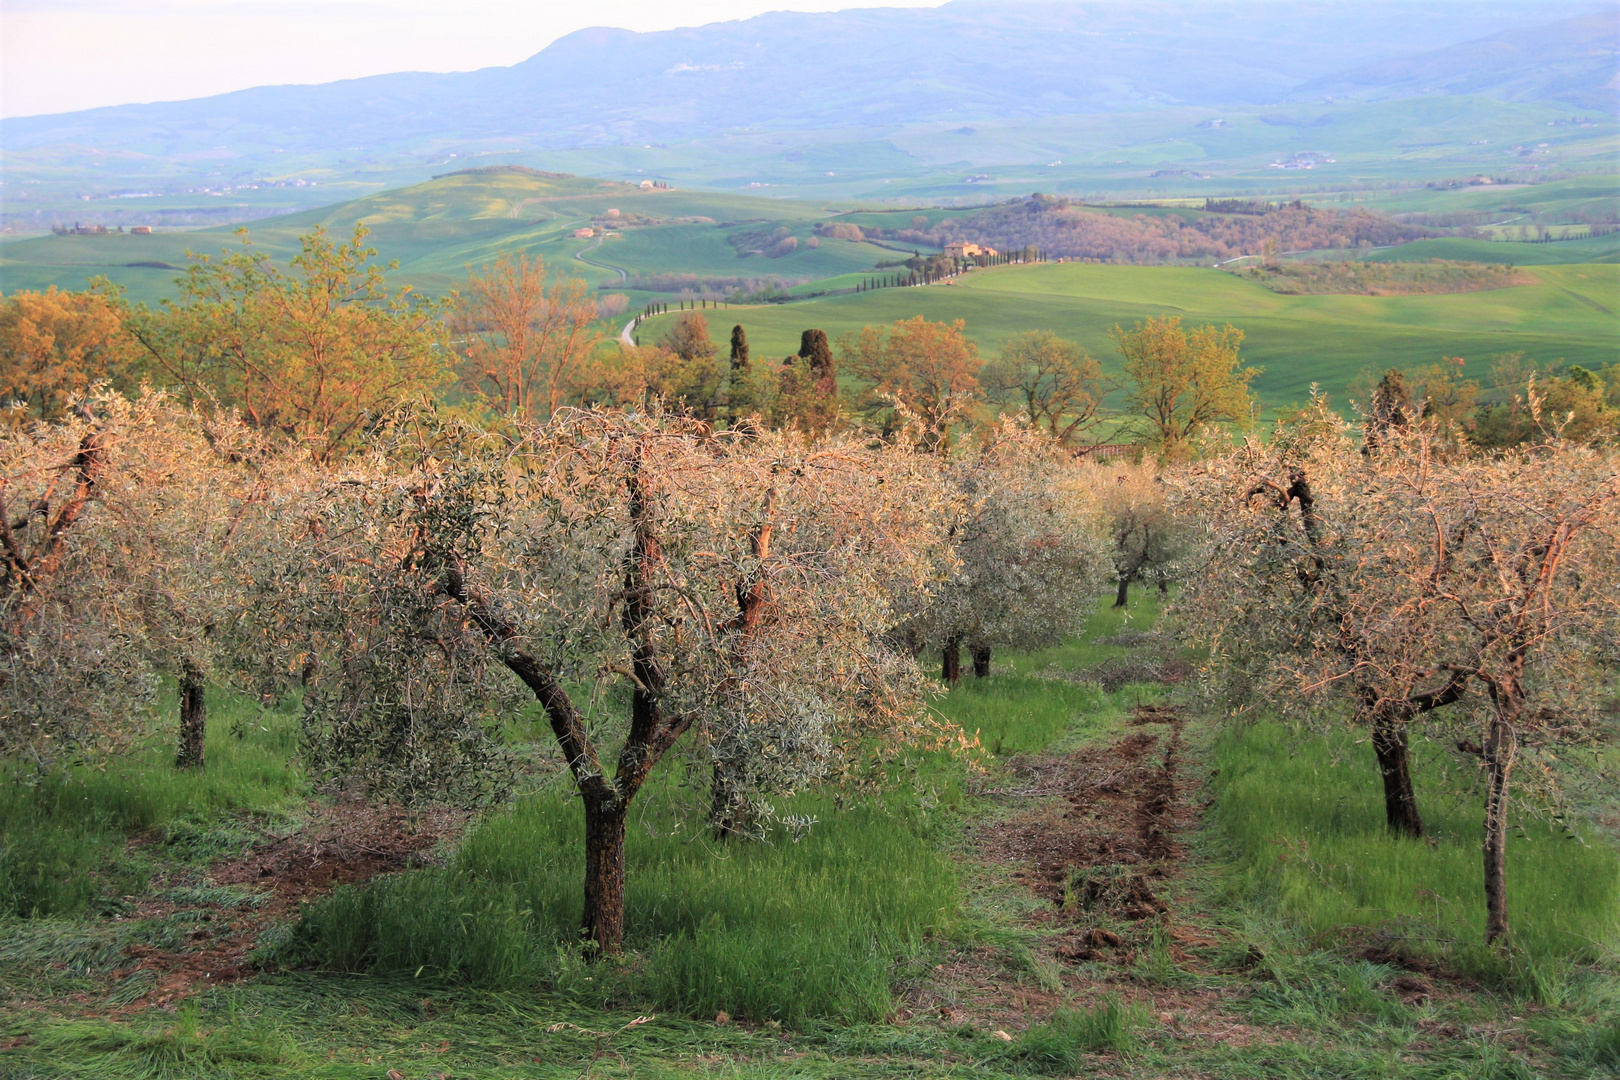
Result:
[1, 386, 1123, 952]
[1174, 392, 1619, 945]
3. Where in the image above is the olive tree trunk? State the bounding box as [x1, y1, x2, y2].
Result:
[942, 635, 963, 685]
[1481, 695, 1520, 946]
[176, 664, 207, 769]
[1370, 711, 1422, 838]
[1113, 575, 1133, 609]
[582, 796, 629, 952]
[971, 645, 991, 679]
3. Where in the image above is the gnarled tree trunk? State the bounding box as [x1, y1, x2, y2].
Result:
[176, 664, 207, 769]
[1113, 574, 1133, 608]
[971, 644, 991, 679]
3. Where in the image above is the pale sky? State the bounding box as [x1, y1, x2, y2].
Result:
[0, 0, 945, 119]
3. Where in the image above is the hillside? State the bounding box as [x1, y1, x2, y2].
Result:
[2, 1, 1613, 225]
[632, 260, 1620, 411]
[1294, 11, 1618, 112]
[0, 168, 918, 305]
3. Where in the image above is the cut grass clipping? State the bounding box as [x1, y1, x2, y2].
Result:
[1212, 721, 1620, 984]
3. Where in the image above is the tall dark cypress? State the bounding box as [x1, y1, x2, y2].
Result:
[798, 329, 835, 395]
[729, 325, 750, 373]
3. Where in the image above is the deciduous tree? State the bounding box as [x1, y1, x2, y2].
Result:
[126, 225, 450, 463]
[980, 331, 1103, 446]
[0, 287, 137, 419]
[843, 317, 980, 453]
[1114, 316, 1255, 459]
[452, 252, 600, 424]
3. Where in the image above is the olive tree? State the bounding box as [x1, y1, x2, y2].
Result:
[0, 390, 267, 768]
[1177, 399, 1620, 941]
[1085, 459, 1184, 609]
[271, 407, 961, 952]
[1416, 442, 1618, 942]
[902, 422, 1109, 684]
[1173, 399, 1467, 837]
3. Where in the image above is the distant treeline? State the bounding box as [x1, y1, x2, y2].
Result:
[1230, 259, 1530, 296]
[618, 273, 807, 298]
[866, 194, 1433, 263]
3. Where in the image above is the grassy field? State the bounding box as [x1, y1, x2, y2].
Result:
[3, 593, 1617, 1078]
[637, 260, 1619, 411]
[0, 169, 923, 307]
[1367, 234, 1620, 265]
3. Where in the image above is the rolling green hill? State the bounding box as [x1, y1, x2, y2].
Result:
[633, 261, 1619, 412]
[0, 168, 924, 306]
[1365, 234, 1620, 266]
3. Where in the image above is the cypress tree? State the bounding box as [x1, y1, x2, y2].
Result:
[798, 329, 836, 396]
[729, 325, 750, 373]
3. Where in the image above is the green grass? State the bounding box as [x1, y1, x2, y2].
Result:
[279, 596, 1168, 1024]
[1365, 234, 1620, 265]
[288, 778, 961, 1025]
[5, 590, 1618, 1077]
[638, 259, 1619, 412]
[0, 690, 304, 917]
[1003, 996, 1145, 1073]
[1209, 720, 1620, 980]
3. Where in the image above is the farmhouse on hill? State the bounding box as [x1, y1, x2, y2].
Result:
[945, 241, 998, 259]
[573, 227, 595, 238]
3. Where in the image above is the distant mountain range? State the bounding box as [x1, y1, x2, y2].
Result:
[5, 2, 1611, 152]
[0, 0, 1612, 223]
[1294, 11, 1617, 110]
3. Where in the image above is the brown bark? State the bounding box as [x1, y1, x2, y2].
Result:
[971, 645, 991, 679]
[1, 425, 108, 625]
[1370, 710, 1421, 838]
[1113, 575, 1132, 608]
[710, 493, 777, 840]
[176, 665, 207, 769]
[581, 796, 629, 954]
[1481, 688, 1520, 945]
[942, 635, 962, 685]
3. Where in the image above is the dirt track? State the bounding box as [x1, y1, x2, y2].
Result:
[978, 703, 1187, 931]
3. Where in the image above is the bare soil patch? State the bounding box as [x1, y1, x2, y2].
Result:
[911, 702, 1278, 1045]
[107, 799, 464, 1010]
[976, 704, 1187, 926]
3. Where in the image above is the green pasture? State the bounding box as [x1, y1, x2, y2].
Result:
[1366, 233, 1620, 265]
[638, 260, 1620, 410]
[0, 169, 908, 305]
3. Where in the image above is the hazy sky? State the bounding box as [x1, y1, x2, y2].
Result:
[0, 0, 945, 119]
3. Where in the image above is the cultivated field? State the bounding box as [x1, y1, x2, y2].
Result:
[634, 260, 1620, 410]
[6, 597, 1616, 1078]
